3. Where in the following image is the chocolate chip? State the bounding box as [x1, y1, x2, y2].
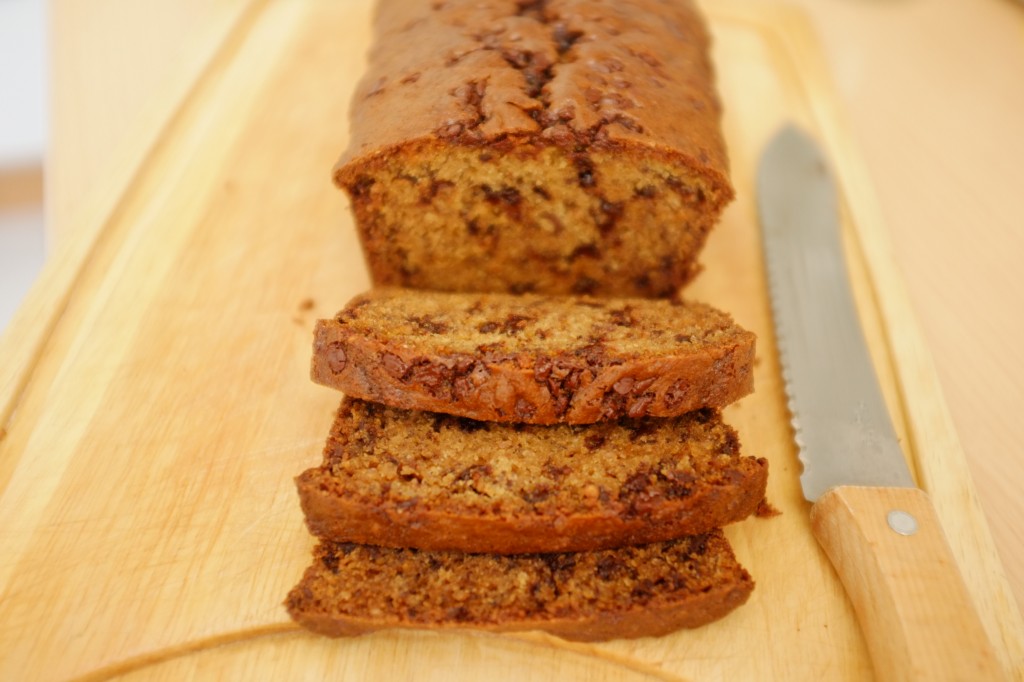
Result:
[632, 376, 656, 393]
[608, 306, 635, 327]
[453, 417, 488, 434]
[382, 353, 407, 378]
[453, 463, 492, 490]
[320, 551, 340, 574]
[627, 392, 655, 418]
[613, 377, 635, 395]
[423, 179, 454, 203]
[349, 176, 375, 197]
[409, 314, 450, 334]
[722, 429, 741, 456]
[568, 243, 600, 261]
[553, 24, 583, 55]
[542, 553, 577, 574]
[596, 199, 624, 235]
[542, 462, 572, 480]
[663, 378, 691, 409]
[600, 391, 626, 419]
[481, 184, 522, 209]
[691, 534, 709, 555]
[521, 484, 553, 504]
[499, 313, 533, 335]
[325, 342, 348, 374]
[571, 277, 599, 294]
[595, 556, 624, 580]
[533, 357, 553, 382]
[630, 579, 658, 600]
[446, 606, 472, 622]
[514, 398, 537, 420]
[468, 362, 490, 386]
[574, 155, 596, 188]
[654, 461, 697, 500]
[407, 361, 450, 395]
[626, 420, 658, 442]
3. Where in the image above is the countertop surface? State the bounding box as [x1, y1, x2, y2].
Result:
[7, 0, 1022, 677]
[790, 0, 1024, 612]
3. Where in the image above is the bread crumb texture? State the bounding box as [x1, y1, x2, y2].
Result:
[297, 398, 768, 551]
[285, 531, 753, 640]
[334, 288, 742, 355]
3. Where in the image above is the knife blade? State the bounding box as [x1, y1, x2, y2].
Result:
[757, 124, 1005, 681]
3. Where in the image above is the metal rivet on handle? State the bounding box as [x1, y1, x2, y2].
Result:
[887, 509, 919, 536]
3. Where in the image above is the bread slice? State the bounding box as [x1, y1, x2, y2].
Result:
[298, 398, 767, 554]
[285, 531, 754, 641]
[312, 288, 755, 424]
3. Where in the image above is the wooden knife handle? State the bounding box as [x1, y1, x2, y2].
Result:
[810, 486, 1006, 681]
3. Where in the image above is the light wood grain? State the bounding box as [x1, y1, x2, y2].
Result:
[2, 1, 1021, 680]
[45, 0, 1024, 623]
[101, 630, 684, 682]
[46, 0, 258, 248]
[811, 486, 1004, 681]
[776, 0, 1024, 619]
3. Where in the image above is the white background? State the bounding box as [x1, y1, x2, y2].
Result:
[0, 0, 47, 333]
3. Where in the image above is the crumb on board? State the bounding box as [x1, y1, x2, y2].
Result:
[756, 498, 782, 518]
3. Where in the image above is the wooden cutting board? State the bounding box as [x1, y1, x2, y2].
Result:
[1, 1, 1021, 679]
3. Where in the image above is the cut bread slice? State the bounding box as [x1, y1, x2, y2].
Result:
[312, 288, 755, 424]
[285, 531, 753, 641]
[297, 398, 767, 554]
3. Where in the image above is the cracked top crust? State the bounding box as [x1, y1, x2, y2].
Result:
[336, 0, 729, 176]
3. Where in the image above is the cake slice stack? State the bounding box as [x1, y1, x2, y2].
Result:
[285, 288, 767, 640]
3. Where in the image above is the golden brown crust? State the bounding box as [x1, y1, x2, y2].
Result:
[285, 532, 754, 641]
[334, 0, 734, 297]
[311, 288, 755, 424]
[297, 398, 768, 553]
[338, 0, 729, 169]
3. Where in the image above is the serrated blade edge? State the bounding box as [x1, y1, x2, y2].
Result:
[757, 124, 914, 502]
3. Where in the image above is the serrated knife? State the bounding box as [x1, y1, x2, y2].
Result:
[757, 124, 1005, 681]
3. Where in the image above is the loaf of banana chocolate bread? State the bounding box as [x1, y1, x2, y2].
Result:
[335, 0, 733, 297]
